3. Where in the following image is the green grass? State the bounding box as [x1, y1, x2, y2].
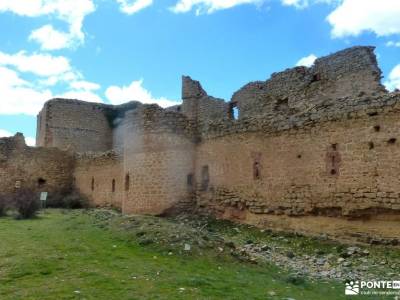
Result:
[0, 210, 375, 299]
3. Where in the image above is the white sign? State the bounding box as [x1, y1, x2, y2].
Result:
[40, 192, 48, 201]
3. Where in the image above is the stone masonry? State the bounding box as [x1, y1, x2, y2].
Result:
[3, 46, 400, 242]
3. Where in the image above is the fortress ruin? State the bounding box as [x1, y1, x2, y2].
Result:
[2, 46, 400, 243]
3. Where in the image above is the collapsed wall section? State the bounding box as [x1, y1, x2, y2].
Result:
[0, 133, 74, 196]
[232, 46, 386, 120]
[181, 76, 230, 124]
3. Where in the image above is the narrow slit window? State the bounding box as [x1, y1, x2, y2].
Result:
[201, 166, 209, 191]
[326, 144, 341, 176]
[125, 173, 130, 191]
[112, 179, 116, 192]
[253, 161, 261, 180]
[91, 177, 95, 191]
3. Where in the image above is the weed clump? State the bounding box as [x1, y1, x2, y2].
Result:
[0, 194, 8, 216]
[47, 192, 90, 209]
[13, 188, 40, 219]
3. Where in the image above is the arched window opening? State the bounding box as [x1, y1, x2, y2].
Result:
[37, 178, 46, 187]
[229, 102, 239, 120]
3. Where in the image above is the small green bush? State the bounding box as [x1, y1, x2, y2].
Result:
[0, 194, 8, 216]
[62, 193, 90, 209]
[14, 188, 40, 219]
[47, 192, 89, 209]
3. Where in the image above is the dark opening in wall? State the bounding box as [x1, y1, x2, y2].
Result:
[311, 73, 321, 83]
[37, 178, 46, 187]
[367, 111, 378, 117]
[374, 125, 381, 132]
[112, 179, 116, 192]
[368, 141, 375, 150]
[229, 102, 239, 120]
[187, 173, 194, 191]
[125, 173, 130, 191]
[253, 161, 261, 180]
[187, 173, 193, 186]
[297, 154, 302, 159]
[91, 177, 95, 191]
[201, 166, 209, 191]
[326, 144, 341, 176]
[388, 138, 397, 144]
[177, 106, 181, 112]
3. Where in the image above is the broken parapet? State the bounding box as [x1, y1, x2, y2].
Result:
[181, 76, 230, 123]
[182, 75, 207, 99]
[232, 46, 387, 120]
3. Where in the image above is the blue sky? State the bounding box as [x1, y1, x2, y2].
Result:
[0, 0, 399, 145]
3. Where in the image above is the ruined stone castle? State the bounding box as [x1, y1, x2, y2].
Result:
[2, 46, 400, 243]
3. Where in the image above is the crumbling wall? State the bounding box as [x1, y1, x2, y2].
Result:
[232, 46, 386, 120]
[26, 45, 400, 242]
[195, 93, 400, 222]
[121, 105, 196, 214]
[181, 76, 230, 124]
[73, 152, 123, 209]
[0, 133, 74, 196]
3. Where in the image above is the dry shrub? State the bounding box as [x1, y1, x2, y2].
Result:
[13, 188, 40, 219]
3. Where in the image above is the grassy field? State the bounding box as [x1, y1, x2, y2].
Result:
[0, 209, 379, 299]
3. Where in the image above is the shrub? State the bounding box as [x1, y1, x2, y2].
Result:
[13, 188, 40, 219]
[0, 194, 8, 216]
[62, 193, 90, 209]
[47, 192, 89, 209]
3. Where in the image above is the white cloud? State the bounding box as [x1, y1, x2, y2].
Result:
[0, 0, 95, 50]
[170, 0, 264, 14]
[281, 0, 336, 8]
[385, 64, 400, 91]
[0, 128, 35, 146]
[0, 129, 13, 137]
[0, 51, 71, 77]
[105, 79, 178, 107]
[386, 41, 400, 48]
[0, 66, 53, 115]
[0, 51, 103, 115]
[58, 90, 103, 103]
[70, 80, 100, 91]
[296, 54, 317, 67]
[116, 0, 153, 14]
[29, 25, 70, 50]
[327, 0, 400, 38]
[25, 137, 36, 146]
[281, 0, 308, 8]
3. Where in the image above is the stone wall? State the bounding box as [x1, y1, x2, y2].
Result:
[36, 98, 141, 153]
[121, 105, 196, 214]
[21, 45, 400, 242]
[181, 76, 230, 124]
[73, 152, 123, 208]
[231, 46, 386, 120]
[0, 133, 74, 196]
